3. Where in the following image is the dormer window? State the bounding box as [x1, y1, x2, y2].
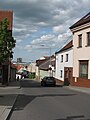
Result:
[78, 34, 82, 47]
[87, 32, 90, 46]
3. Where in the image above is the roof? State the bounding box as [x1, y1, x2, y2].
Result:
[55, 40, 73, 54]
[39, 56, 55, 71]
[16, 65, 23, 71]
[36, 57, 49, 66]
[0, 10, 13, 30]
[70, 12, 90, 29]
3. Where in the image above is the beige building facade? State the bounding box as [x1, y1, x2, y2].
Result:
[70, 12, 90, 87]
[73, 27, 90, 79]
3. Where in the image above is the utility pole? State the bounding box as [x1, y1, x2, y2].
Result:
[40, 44, 52, 76]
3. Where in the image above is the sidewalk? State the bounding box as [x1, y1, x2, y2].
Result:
[0, 81, 20, 120]
[66, 86, 90, 94]
[0, 94, 17, 120]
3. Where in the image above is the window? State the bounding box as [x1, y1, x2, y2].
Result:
[60, 70, 63, 78]
[61, 55, 63, 62]
[79, 60, 88, 78]
[66, 54, 68, 62]
[87, 32, 90, 46]
[78, 34, 82, 47]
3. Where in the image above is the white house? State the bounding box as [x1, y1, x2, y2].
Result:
[70, 12, 90, 87]
[27, 62, 36, 73]
[55, 40, 73, 85]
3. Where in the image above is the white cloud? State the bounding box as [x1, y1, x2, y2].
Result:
[58, 30, 72, 41]
[53, 25, 63, 33]
[1, 0, 90, 61]
[31, 34, 55, 44]
[37, 22, 48, 26]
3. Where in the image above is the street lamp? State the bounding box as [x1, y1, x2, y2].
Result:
[40, 44, 52, 76]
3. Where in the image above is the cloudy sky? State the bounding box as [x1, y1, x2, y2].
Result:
[0, 0, 90, 62]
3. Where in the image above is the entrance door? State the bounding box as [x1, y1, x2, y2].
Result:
[64, 67, 73, 86]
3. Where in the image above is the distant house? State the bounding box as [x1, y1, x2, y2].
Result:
[36, 56, 55, 80]
[55, 40, 73, 85]
[70, 12, 90, 87]
[13, 62, 30, 79]
[10, 63, 16, 82]
[27, 62, 36, 73]
[0, 10, 13, 85]
[36, 57, 49, 80]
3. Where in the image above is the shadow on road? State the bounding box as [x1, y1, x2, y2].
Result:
[20, 79, 63, 88]
[55, 115, 88, 120]
[12, 93, 77, 111]
[20, 79, 41, 88]
[0, 94, 17, 106]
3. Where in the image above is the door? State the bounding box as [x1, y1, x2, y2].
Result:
[64, 67, 73, 86]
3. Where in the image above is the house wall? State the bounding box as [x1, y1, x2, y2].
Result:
[55, 48, 73, 82]
[35, 66, 39, 80]
[71, 77, 90, 88]
[73, 27, 90, 79]
[10, 68, 16, 81]
[27, 63, 36, 73]
[39, 70, 49, 81]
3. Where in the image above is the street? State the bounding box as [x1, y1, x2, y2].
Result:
[8, 79, 90, 120]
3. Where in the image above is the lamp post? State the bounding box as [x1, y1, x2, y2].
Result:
[40, 44, 52, 76]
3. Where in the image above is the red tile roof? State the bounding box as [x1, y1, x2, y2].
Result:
[70, 12, 90, 29]
[0, 10, 13, 30]
[16, 65, 23, 71]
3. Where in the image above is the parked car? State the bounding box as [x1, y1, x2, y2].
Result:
[41, 76, 56, 87]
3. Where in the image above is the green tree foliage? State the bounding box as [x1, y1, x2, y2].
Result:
[0, 18, 16, 63]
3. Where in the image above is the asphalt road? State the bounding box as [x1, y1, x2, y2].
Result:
[9, 79, 90, 120]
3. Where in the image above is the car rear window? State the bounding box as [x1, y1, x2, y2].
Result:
[48, 77, 54, 80]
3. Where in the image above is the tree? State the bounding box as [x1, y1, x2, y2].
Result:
[0, 18, 16, 63]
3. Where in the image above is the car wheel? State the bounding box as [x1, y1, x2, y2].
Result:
[41, 82, 43, 86]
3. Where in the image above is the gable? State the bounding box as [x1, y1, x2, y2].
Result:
[55, 40, 73, 54]
[70, 12, 90, 29]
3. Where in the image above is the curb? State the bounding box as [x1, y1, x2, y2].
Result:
[6, 95, 18, 120]
[65, 86, 90, 95]
[0, 95, 18, 120]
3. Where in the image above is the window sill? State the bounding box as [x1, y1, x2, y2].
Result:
[85, 45, 90, 47]
[77, 46, 82, 48]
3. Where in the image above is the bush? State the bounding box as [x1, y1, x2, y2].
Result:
[29, 72, 35, 79]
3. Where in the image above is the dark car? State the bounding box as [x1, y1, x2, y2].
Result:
[41, 76, 56, 87]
